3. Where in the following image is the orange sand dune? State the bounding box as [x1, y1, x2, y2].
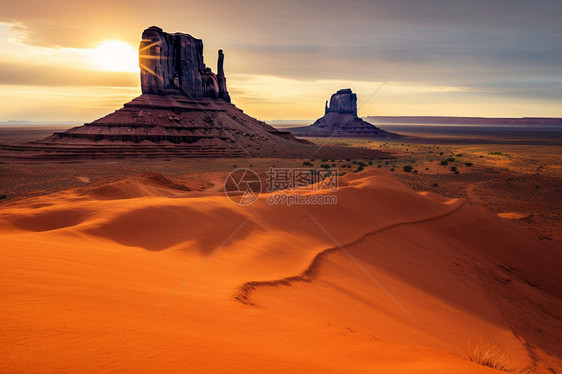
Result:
[0, 170, 560, 373]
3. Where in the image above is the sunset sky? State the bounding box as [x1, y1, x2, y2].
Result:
[0, 0, 561, 122]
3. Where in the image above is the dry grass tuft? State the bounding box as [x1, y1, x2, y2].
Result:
[467, 340, 515, 372]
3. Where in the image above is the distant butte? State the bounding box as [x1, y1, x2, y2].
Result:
[288, 89, 401, 138]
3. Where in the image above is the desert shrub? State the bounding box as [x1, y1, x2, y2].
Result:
[432, 183, 438, 187]
[0, 195, 6, 199]
[455, 171, 459, 174]
[456, 153, 463, 157]
[377, 165, 382, 168]
[390, 167, 395, 171]
[440, 160, 448, 166]
[413, 170, 418, 173]
[465, 162, 473, 167]
[451, 166, 457, 172]
[439, 152, 444, 155]
[233, 165, 237, 168]
[447, 157, 456, 162]
[467, 340, 514, 372]
[302, 161, 312, 166]
[352, 160, 358, 164]
[358, 162, 367, 167]
[403, 165, 413, 172]
[357, 166, 364, 171]
[385, 161, 390, 165]
[345, 158, 351, 162]
[320, 164, 331, 169]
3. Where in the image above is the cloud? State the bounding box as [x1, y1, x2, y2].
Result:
[0, 62, 139, 87]
[0, 0, 561, 118]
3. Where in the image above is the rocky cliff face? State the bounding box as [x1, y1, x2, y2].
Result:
[139, 26, 230, 102]
[325, 88, 357, 116]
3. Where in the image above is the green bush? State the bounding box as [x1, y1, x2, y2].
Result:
[465, 162, 473, 167]
[451, 166, 457, 172]
[403, 165, 413, 172]
[440, 160, 448, 166]
[447, 157, 456, 162]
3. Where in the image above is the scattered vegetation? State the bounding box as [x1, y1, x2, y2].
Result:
[466, 340, 514, 372]
[440, 160, 449, 166]
[465, 162, 473, 167]
[447, 157, 456, 162]
[403, 165, 413, 172]
[451, 166, 457, 172]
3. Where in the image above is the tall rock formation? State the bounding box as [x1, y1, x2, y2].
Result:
[325, 89, 357, 116]
[139, 26, 230, 102]
[21, 26, 322, 159]
[289, 89, 400, 138]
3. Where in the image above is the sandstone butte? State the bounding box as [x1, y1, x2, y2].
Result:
[288, 88, 401, 138]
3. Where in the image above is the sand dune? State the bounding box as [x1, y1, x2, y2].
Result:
[0, 169, 560, 373]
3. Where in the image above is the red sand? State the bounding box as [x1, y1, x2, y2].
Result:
[0, 169, 560, 373]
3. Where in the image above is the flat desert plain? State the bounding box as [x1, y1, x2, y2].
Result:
[0, 129, 561, 373]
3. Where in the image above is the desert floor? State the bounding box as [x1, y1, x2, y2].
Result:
[0, 131, 561, 373]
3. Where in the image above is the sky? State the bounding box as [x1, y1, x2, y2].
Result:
[0, 0, 561, 122]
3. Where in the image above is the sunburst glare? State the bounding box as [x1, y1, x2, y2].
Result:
[92, 40, 138, 72]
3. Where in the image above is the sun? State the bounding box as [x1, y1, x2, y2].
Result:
[93, 40, 138, 72]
